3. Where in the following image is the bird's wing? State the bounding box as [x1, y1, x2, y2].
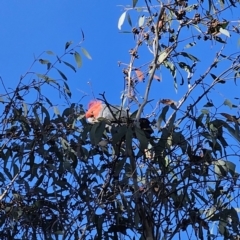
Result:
[101, 104, 128, 121]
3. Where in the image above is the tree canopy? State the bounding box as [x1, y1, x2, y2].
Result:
[0, 0, 240, 239]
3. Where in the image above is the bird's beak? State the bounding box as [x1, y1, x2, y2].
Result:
[87, 117, 98, 124]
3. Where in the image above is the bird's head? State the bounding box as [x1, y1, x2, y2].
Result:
[85, 100, 103, 123]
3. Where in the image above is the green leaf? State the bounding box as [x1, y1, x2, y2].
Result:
[196, 114, 205, 128]
[174, 77, 178, 93]
[214, 36, 226, 44]
[223, 99, 232, 109]
[39, 59, 50, 64]
[0, 172, 5, 182]
[90, 121, 106, 145]
[172, 131, 187, 153]
[164, 61, 176, 79]
[192, 189, 209, 205]
[53, 106, 60, 116]
[184, 42, 196, 49]
[13, 163, 19, 176]
[56, 69, 67, 81]
[132, 0, 138, 8]
[127, 13, 132, 27]
[234, 71, 240, 85]
[192, 24, 201, 33]
[63, 61, 76, 72]
[74, 52, 82, 68]
[168, 112, 176, 131]
[228, 0, 236, 7]
[157, 106, 169, 130]
[185, 4, 199, 11]
[219, 28, 230, 37]
[47, 62, 52, 70]
[64, 82, 72, 98]
[158, 49, 169, 64]
[22, 102, 28, 117]
[54, 231, 64, 235]
[81, 47, 92, 60]
[178, 62, 192, 72]
[65, 41, 73, 50]
[130, 110, 138, 119]
[204, 102, 214, 107]
[41, 105, 50, 120]
[119, 31, 132, 34]
[208, 0, 212, 11]
[112, 126, 127, 144]
[46, 50, 55, 55]
[138, 15, 145, 27]
[126, 128, 133, 157]
[225, 161, 236, 177]
[179, 52, 200, 62]
[225, 123, 240, 141]
[81, 29, 85, 40]
[210, 73, 225, 83]
[135, 127, 148, 150]
[201, 109, 209, 115]
[118, 11, 127, 30]
[45, 97, 53, 107]
[4, 167, 12, 180]
[35, 175, 44, 187]
[61, 138, 70, 150]
[218, 0, 224, 8]
[214, 160, 228, 178]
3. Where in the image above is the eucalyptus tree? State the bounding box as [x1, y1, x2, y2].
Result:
[0, 0, 240, 239]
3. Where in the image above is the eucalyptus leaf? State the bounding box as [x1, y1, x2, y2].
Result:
[74, 52, 82, 68]
[118, 11, 127, 30]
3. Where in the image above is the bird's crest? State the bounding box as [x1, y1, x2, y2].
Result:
[85, 100, 102, 118]
[88, 100, 101, 109]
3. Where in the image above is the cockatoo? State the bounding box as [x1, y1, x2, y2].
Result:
[85, 100, 154, 137]
[85, 100, 128, 124]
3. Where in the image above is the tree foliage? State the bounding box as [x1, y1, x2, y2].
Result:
[1, 0, 240, 239]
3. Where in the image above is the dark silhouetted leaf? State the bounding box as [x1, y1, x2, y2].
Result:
[133, 0, 138, 8]
[127, 12, 132, 27]
[135, 127, 148, 150]
[204, 102, 214, 107]
[39, 59, 50, 64]
[178, 52, 200, 62]
[56, 69, 67, 81]
[214, 36, 226, 44]
[64, 82, 72, 97]
[112, 126, 127, 144]
[90, 121, 106, 145]
[63, 61, 76, 72]
[157, 105, 169, 129]
[65, 41, 73, 50]
[184, 41, 196, 49]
